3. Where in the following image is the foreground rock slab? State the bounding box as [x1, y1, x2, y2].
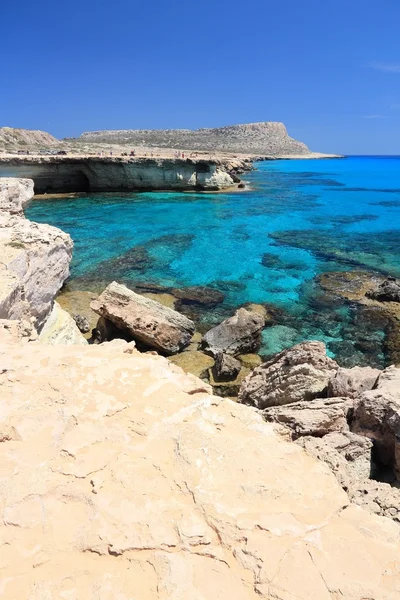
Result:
[91, 281, 195, 354]
[201, 308, 264, 356]
[1, 330, 400, 599]
[239, 341, 338, 408]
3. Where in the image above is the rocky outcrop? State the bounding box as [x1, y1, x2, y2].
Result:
[0, 178, 73, 329]
[239, 341, 338, 409]
[0, 177, 34, 214]
[79, 122, 312, 156]
[38, 301, 87, 345]
[90, 281, 195, 354]
[1, 325, 400, 599]
[201, 308, 264, 356]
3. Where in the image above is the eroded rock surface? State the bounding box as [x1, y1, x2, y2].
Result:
[327, 365, 380, 399]
[351, 365, 400, 480]
[201, 308, 264, 356]
[264, 397, 353, 438]
[1, 330, 400, 599]
[239, 341, 338, 408]
[91, 281, 195, 354]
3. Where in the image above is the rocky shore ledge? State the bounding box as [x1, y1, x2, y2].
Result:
[1, 178, 400, 599]
[0, 154, 250, 194]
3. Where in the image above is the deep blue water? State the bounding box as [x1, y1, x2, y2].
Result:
[26, 156, 400, 367]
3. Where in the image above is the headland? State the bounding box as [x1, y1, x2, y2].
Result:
[0, 123, 341, 194]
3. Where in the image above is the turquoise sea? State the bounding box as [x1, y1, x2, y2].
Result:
[26, 156, 400, 367]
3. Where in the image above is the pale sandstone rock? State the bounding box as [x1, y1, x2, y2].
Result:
[239, 341, 338, 409]
[296, 432, 373, 491]
[0, 177, 34, 214]
[327, 365, 380, 399]
[201, 308, 264, 356]
[91, 281, 195, 354]
[38, 301, 87, 345]
[0, 179, 73, 328]
[264, 397, 353, 438]
[297, 433, 400, 522]
[0, 333, 400, 599]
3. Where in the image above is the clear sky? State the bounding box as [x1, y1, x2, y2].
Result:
[2, 0, 400, 154]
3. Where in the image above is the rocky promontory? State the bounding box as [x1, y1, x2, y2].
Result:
[78, 122, 312, 156]
[1, 179, 400, 599]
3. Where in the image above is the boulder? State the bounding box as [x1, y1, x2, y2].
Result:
[366, 276, 400, 303]
[263, 397, 353, 438]
[350, 366, 400, 480]
[238, 341, 338, 409]
[38, 302, 87, 345]
[90, 281, 195, 354]
[213, 352, 241, 382]
[327, 366, 380, 399]
[201, 308, 264, 356]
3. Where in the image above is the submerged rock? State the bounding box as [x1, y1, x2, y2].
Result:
[90, 281, 195, 354]
[169, 350, 214, 379]
[201, 308, 264, 356]
[172, 285, 225, 307]
[238, 341, 338, 409]
[366, 276, 400, 303]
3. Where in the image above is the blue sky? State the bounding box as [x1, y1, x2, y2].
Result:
[2, 0, 400, 154]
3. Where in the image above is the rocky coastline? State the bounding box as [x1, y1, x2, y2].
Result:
[0, 154, 250, 194]
[1, 178, 400, 598]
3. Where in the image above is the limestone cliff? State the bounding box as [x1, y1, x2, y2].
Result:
[0, 178, 72, 328]
[0, 155, 237, 193]
[79, 121, 311, 156]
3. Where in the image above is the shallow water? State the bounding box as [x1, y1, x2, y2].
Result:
[26, 156, 400, 367]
